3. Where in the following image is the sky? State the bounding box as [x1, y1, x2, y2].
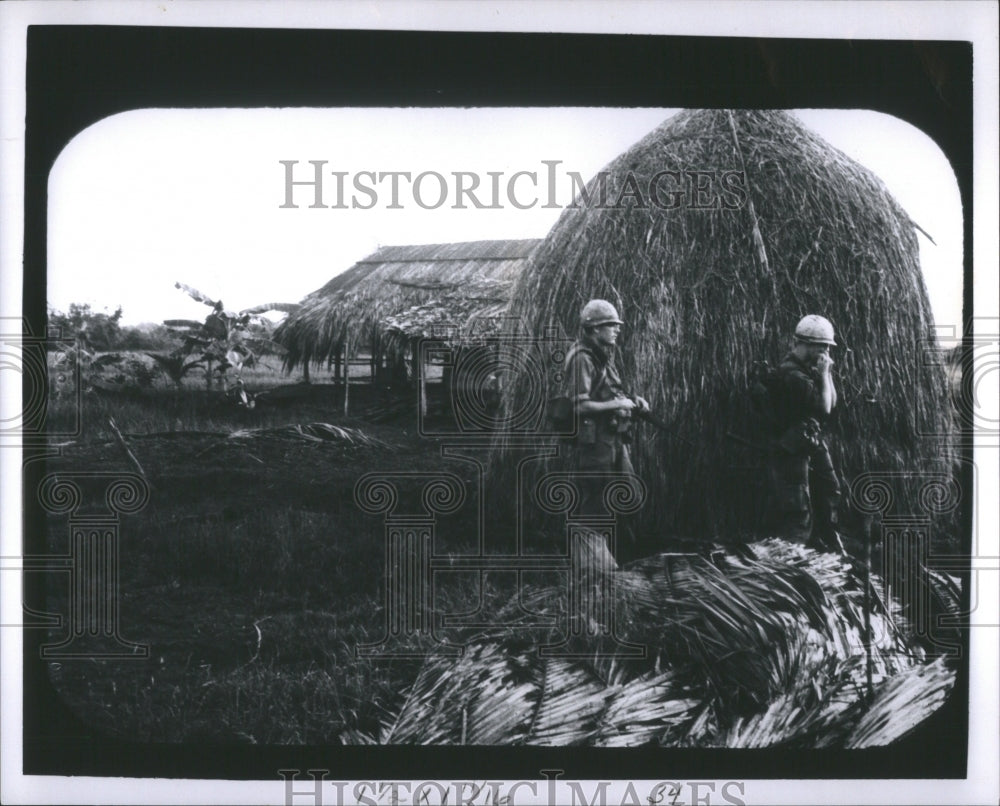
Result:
[47, 107, 964, 332]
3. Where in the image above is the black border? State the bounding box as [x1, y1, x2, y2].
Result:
[23, 26, 973, 781]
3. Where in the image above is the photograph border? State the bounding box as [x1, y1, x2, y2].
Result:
[2, 2, 997, 804]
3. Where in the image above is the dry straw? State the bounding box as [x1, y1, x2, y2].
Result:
[492, 109, 956, 542]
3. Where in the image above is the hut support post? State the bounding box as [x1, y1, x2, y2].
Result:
[410, 346, 419, 390]
[303, 361, 311, 384]
[343, 346, 350, 416]
[418, 348, 427, 419]
[409, 342, 427, 417]
[442, 348, 456, 416]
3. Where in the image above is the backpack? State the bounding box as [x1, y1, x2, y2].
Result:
[546, 396, 575, 433]
[546, 345, 608, 434]
[748, 361, 783, 434]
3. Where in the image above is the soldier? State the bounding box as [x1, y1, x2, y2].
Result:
[562, 299, 650, 520]
[769, 314, 843, 552]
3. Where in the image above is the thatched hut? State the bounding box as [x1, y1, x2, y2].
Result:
[492, 109, 956, 545]
[274, 239, 540, 411]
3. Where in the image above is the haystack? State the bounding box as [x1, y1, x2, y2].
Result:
[492, 110, 956, 543]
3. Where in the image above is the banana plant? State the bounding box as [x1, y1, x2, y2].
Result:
[156, 283, 299, 391]
[145, 350, 207, 389]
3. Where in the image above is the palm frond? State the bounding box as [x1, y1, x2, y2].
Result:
[226, 423, 391, 449]
[527, 659, 609, 746]
[845, 658, 954, 747]
[174, 281, 220, 308]
[466, 650, 542, 745]
[595, 672, 698, 747]
[240, 302, 301, 316]
[385, 645, 535, 744]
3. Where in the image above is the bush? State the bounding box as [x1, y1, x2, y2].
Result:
[116, 324, 182, 352]
[48, 303, 123, 352]
[90, 354, 163, 389]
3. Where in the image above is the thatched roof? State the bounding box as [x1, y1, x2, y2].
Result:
[275, 239, 540, 369]
[380, 276, 515, 359]
[491, 109, 956, 543]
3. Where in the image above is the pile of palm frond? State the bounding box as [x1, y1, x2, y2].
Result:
[347, 539, 956, 747]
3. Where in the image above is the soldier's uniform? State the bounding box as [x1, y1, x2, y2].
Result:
[770, 351, 841, 545]
[563, 339, 635, 516]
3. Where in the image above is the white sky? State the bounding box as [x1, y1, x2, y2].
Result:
[47, 107, 964, 330]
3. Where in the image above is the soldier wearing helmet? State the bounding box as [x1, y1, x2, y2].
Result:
[768, 314, 843, 551]
[562, 299, 650, 525]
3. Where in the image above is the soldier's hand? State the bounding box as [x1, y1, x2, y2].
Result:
[634, 396, 651, 413]
[615, 397, 637, 412]
[816, 353, 834, 373]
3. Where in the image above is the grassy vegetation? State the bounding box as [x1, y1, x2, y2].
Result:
[40, 366, 502, 744]
[46, 353, 404, 434]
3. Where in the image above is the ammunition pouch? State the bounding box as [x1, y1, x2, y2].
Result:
[546, 396, 574, 434]
[607, 413, 633, 434]
[575, 409, 634, 449]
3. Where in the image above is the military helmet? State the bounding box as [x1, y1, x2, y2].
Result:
[580, 299, 624, 329]
[794, 314, 837, 346]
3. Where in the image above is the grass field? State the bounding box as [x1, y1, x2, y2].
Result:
[39, 363, 508, 744]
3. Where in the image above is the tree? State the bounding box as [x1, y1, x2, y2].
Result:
[47, 304, 163, 392]
[48, 303, 123, 352]
[116, 322, 180, 352]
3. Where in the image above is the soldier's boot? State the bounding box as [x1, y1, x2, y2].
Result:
[808, 526, 845, 555]
[808, 497, 845, 555]
[781, 509, 812, 545]
[771, 455, 812, 544]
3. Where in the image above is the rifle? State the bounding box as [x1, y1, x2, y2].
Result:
[624, 394, 671, 432]
[726, 430, 770, 453]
